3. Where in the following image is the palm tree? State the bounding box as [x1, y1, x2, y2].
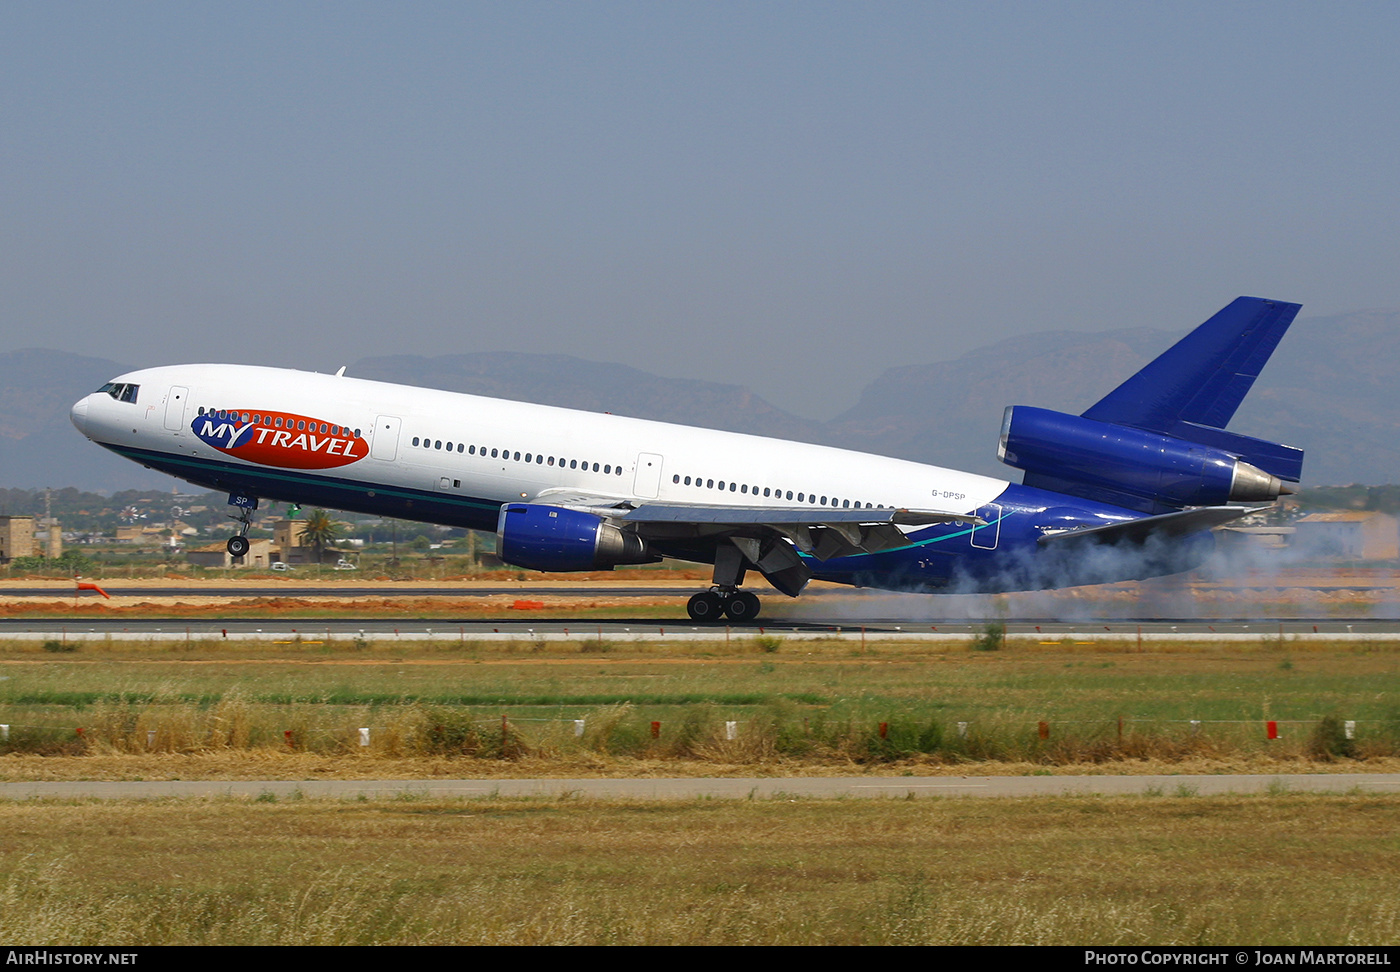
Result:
[299, 509, 341, 564]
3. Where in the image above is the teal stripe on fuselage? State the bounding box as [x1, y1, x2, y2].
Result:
[795, 513, 1009, 565]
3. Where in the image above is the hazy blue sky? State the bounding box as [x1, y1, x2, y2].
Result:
[3, 2, 1397, 418]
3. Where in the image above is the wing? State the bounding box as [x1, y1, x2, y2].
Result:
[620, 503, 979, 559]
[523, 488, 981, 597]
[530, 486, 979, 555]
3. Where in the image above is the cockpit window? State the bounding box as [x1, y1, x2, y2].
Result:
[96, 382, 140, 403]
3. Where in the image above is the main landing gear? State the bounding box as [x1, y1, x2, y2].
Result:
[685, 542, 763, 621]
[225, 493, 258, 559]
[686, 588, 761, 622]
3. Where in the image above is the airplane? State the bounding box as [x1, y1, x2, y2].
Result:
[70, 296, 1303, 621]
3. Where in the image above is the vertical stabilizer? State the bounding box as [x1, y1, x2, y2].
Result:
[1082, 297, 1301, 434]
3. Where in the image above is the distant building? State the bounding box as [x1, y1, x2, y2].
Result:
[1294, 511, 1399, 561]
[1215, 525, 1295, 554]
[273, 519, 309, 554]
[0, 516, 36, 563]
[115, 525, 166, 544]
[36, 517, 61, 560]
[273, 518, 336, 564]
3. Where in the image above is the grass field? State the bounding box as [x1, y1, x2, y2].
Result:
[3, 636, 1399, 945]
[1, 792, 1397, 945]
[0, 634, 1397, 773]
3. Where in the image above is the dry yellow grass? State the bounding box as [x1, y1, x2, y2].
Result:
[3, 637, 1398, 768]
[0, 793, 1396, 944]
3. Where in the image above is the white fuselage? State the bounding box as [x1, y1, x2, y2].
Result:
[71, 363, 1010, 525]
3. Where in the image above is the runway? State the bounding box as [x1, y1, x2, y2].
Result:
[0, 586, 681, 598]
[2, 576, 1396, 639]
[2, 773, 1395, 801]
[4, 582, 1397, 598]
[0, 616, 1395, 640]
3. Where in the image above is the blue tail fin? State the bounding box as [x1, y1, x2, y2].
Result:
[1005, 296, 1305, 513]
[1081, 296, 1303, 482]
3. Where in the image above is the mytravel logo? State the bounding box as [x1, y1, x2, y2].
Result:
[192, 409, 364, 469]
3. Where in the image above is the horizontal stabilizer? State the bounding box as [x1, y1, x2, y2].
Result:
[1083, 297, 1301, 434]
[1037, 505, 1260, 548]
[1166, 423, 1304, 483]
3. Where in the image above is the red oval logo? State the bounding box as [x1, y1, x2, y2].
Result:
[192, 410, 364, 469]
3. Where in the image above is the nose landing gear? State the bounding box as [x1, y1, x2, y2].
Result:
[225, 493, 258, 559]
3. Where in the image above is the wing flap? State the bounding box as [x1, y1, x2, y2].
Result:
[530, 487, 635, 510]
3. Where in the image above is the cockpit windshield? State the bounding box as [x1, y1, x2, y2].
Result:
[97, 382, 140, 404]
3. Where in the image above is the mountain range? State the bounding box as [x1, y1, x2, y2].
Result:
[5, 307, 1396, 493]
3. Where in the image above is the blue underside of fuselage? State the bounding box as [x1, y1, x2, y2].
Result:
[108, 442, 506, 533]
[113, 444, 1205, 595]
[805, 483, 1130, 593]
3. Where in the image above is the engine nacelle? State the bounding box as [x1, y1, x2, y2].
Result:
[497, 504, 654, 572]
[999, 406, 1286, 509]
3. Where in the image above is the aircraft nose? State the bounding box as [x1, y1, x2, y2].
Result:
[70, 396, 90, 436]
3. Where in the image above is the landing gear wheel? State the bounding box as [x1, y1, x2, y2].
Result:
[225, 495, 258, 560]
[723, 591, 761, 621]
[686, 591, 725, 621]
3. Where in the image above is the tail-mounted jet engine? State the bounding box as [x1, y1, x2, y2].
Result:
[998, 406, 1291, 513]
[497, 504, 656, 572]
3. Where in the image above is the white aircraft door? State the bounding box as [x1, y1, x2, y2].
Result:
[970, 503, 1002, 550]
[371, 415, 402, 461]
[633, 453, 664, 499]
[163, 386, 188, 431]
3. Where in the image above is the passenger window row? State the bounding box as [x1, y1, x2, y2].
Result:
[195, 408, 361, 438]
[670, 473, 879, 509]
[409, 436, 625, 476]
